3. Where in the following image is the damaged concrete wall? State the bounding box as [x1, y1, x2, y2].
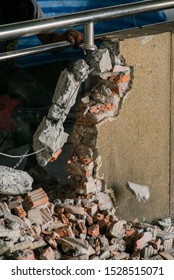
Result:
[96, 33, 171, 222]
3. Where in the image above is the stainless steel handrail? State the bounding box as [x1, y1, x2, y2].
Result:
[0, 0, 173, 41]
[0, 0, 174, 61]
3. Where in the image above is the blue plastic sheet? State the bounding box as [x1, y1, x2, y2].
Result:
[17, 0, 167, 67]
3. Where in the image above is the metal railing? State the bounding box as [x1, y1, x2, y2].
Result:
[0, 0, 174, 61]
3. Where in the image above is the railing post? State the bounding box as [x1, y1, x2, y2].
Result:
[83, 22, 96, 51]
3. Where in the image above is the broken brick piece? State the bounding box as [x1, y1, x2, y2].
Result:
[40, 246, 55, 260]
[76, 221, 87, 235]
[88, 224, 100, 238]
[48, 149, 62, 162]
[106, 220, 125, 239]
[45, 236, 58, 249]
[25, 188, 49, 209]
[141, 245, 158, 259]
[13, 205, 27, 219]
[55, 225, 74, 238]
[58, 214, 69, 225]
[29, 225, 42, 237]
[163, 238, 174, 251]
[40, 207, 53, 230]
[85, 202, 98, 216]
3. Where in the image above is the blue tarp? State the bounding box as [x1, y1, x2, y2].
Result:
[17, 0, 167, 67]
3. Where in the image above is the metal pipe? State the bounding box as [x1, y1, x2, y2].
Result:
[1, 19, 174, 62]
[0, 41, 71, 61]
[83, 22, 96, 51]
[0, 0, 174, 41]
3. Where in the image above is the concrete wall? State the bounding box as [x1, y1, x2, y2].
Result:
[96, 33, 172, 222]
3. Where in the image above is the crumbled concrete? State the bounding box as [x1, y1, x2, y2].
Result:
[0, 202, 10, 217]
[0, 166, 33, 195]
[86, 49, 112, 74]
[33, 60, 90, 167]
[33, 117, 68, 166]
[52, 70, 79, 107]
[72, 59, 90, 81]
[100, 41, 125, 66]
[127, 182, 150, 202]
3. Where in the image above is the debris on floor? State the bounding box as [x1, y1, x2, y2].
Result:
[0, 187, 174, 260]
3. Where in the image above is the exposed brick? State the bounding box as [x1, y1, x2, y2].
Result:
[55, 225, 75, 238]
[88, 224, 100, 238]
[13, 205, 27, 219]
[76, 221, 87, 235]
[25, 188, 49, 209]
[48, 149, 62, 162]
[40, 207, 53, 230]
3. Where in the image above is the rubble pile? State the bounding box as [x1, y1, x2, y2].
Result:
[0, 188, 174, 260]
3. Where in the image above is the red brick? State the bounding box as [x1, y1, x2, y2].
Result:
[88, 224, 100, 238]
[40, 246, 55, 260]
[25, 188, 49, 209]
[55, 225, 74, 238]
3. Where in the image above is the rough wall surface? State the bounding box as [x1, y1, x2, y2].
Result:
[170, 33, 174, 218]
[96, 33, 171, 222]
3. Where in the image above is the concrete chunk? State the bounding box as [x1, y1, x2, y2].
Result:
[33, 117, 68, 166]
[33, 60, 90, 167]
[0, 225, 21, 240]
[96, 192, 113, 211]
[47, 104, 69, 122]
[0, 202, 10, 218]
[0, 166, 33, 195]
[86, 49, 112, 74]
[72, 59, 90, 81]
[52, 69, 79, 105]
